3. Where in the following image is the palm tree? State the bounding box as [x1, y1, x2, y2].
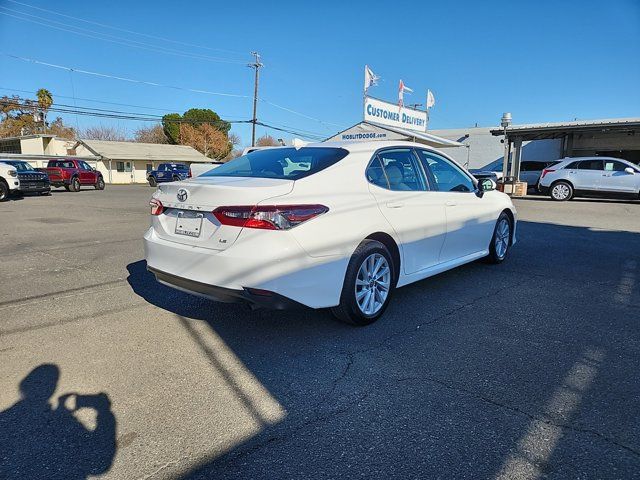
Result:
[36, 88, 53, 133]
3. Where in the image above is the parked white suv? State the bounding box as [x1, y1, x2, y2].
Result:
[144, 141, 517, 325]
[0, 161, 20, 201]
[538, 157, 640, 201]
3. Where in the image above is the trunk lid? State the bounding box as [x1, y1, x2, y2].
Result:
[42, 167, 65, 181]
[152, 176, 294, 250]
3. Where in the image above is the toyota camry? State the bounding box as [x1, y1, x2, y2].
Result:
[144, 141, 516, 325]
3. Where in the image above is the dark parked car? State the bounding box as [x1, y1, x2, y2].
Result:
[147, 163, 190, 187]
[1, 160, 50, 195]
[470, 159, 561, 190]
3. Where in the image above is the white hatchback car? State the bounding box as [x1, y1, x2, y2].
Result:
[144, 141, 517, 325]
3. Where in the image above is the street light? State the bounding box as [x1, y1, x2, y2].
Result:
[501, 113, 512, 182]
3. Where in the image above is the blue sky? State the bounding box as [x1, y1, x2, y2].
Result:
[1, 0, 639, 146]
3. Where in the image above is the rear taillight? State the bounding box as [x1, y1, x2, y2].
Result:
[213, 204, 329, 230]
[188, 167, 192, 178]
[540, 169, 555, 179]
[149, 198, 164, 215]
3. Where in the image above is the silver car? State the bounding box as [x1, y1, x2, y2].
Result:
[539, 157, 640, 201]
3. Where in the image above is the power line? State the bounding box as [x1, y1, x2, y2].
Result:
[255, 122, 324, 141]
[0, 9, 248, 65]
[1, 55, 344, 131]
[1, 95, 324, 140]
[1, 53, 251, 98]
[5, 0, 248, 57]
[0, 97, 251, 124]
[0, 86, 217, 114]
[260, 99, 344, 129]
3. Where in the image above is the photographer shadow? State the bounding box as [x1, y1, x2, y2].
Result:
[0, 364, 116, 480]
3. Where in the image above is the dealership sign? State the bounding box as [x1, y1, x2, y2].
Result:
[364, 96, 427, 133]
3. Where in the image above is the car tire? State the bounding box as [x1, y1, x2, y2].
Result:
[40, 191, 51, 196]
[95, 176, 105, 190]
[0, 181, 8, 202]
[331, 239, 395, 326]
[148, 177, 157, 187]
[485, 212, 512, 264]
[550, 181, 573, 201]
[69, 177, 81, 192]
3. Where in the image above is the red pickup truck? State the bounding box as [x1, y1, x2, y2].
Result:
[39, 159, 105, 192]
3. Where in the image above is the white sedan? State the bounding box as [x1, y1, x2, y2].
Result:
[144, 141, 517, 325]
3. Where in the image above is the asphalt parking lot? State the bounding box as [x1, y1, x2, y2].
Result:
[1, 186, 639, 479]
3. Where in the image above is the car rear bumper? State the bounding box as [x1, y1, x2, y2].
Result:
[148, 266, 306, 309]
[143, 227, 348, 309]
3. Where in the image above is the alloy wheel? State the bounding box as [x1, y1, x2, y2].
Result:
[552, 183, 570, 200]
[355, 253, 391, 316]
[495, 218, 510, 259]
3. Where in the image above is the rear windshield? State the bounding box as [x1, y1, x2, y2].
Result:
[49, 160, 75, 168]
[201, 147, 349, 180]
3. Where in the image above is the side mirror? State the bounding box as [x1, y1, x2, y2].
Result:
[475, 178, 495, 197]
[624, 167, 635, 175]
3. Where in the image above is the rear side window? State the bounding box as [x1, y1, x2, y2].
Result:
[202, 147, 348, 180]
[577, 160, 603, 170]
[369, 149, 427, 191]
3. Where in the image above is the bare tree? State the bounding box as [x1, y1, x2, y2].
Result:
[256, 134, 279, 147]
[81, 125, 128, 141]
[134, 124, 168, 144]
[179, 123, 232, 159]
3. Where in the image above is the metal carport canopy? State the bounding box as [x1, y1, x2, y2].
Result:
[489, 117, 640, 182]
[489, 117, 640, 140]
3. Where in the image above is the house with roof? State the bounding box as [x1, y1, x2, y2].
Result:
[0, 134, 211, 183]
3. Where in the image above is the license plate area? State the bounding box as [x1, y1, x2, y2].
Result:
[175, 210, 203, 237]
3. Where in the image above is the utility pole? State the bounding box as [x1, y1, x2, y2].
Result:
[248, 52, 263, 147]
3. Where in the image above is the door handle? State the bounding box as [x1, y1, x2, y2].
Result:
[445, 201, 457, 207]
[386, 202, 404, 208]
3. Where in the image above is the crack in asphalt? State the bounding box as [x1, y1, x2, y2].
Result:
[215, 277, 640, 468]
[0, 278, 126, 308]
[395, 374, 640, 459]
[336, 277, 532, 359]
[215, 390, 372, 470]
[211, 280, 530, 466]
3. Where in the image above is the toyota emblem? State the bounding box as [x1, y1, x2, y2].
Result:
[177, 188, 188, 202]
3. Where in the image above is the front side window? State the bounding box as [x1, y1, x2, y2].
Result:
[416, 150, 475, 192]
[604, 161, 627, 172]
[79, 161, 92, 171]
[202, 147, 348, 180]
